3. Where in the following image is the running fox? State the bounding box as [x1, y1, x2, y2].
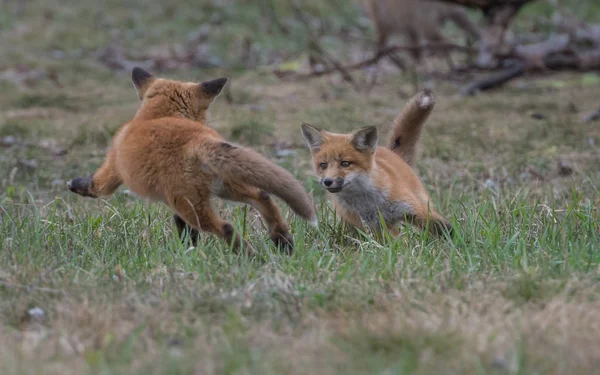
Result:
[67, 67, 317, 253]
[361, 0, 479, 60]
[301, 90, 451, 237]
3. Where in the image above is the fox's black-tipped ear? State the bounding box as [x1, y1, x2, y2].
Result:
[132, 67, 155, 100]
[301, 123, 325, 151]
[200, 77, 228, 98]
[350, 126, 378, 152]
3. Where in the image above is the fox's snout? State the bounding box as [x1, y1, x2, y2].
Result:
[322, 177, 344, 193]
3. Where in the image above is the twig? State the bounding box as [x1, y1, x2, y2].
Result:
[264, 0, 290, 35]
[309, 39, 357, 87]
[274, 43, 475, 81]
[288, 1, 359, 89]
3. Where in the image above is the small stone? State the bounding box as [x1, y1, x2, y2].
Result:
[27, 307, 45, 320]
[1, 136, 16, 147]
[484, 178, 498, 191]
[530, 112, 546, 120]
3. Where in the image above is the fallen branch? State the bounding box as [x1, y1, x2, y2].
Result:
[433, 0, 539, 67]
[461, 30, 600, 95]
[513, 34, 572, 69]
[272, 0, 599, 96]
[574, 24, 600, 45]
[575, 50, 600, 70]
[460, 62, 525, 95]
[273, 42, 475, 81]
[583, 106, 600, 123]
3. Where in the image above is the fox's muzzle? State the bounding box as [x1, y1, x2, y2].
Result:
[322, 177, 344, 193]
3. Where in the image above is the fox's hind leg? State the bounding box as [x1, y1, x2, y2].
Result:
[67, 149, 122, 198]
[221, 183, 293, 254]
[407, 204, 453, 237]
[173, 214, 200, 246]
[170, 196, 254, 256]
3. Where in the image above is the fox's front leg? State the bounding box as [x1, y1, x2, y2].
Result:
[67, 149, 122, 198]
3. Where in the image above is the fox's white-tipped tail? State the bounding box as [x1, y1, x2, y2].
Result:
[417, 90, 434, 109]
[309, 218, 319, 228]
[387, 89, 436, 166]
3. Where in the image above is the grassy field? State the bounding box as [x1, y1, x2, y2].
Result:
[2, 0, 600, 374]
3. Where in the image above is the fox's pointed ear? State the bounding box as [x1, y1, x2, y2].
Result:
[301, 123, 325, 151]
[200, 77, 228, 98]
[350, 126, 378, 152]
[132, 67, 155, 100]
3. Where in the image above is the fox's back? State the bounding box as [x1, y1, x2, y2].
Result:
[115, 118, 221, 200]
[373, 147, 431, 203]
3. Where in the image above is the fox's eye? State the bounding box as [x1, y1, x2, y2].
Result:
[319, 162, 328, 170]
[340, 161, 352, 168]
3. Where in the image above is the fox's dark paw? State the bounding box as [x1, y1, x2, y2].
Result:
[173, 215, 200, 246]
[270, 230, 294, 255]
[433, 220, 454, 238]
[67, 176, 96, 198]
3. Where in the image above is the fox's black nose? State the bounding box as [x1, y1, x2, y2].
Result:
[323, 178, 333, 187]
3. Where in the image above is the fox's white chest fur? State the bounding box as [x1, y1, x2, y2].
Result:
[333, 174, 411, 229]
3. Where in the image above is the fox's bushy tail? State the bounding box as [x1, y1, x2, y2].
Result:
[205, 141, 318, 225]
[387, 89, 435, 166]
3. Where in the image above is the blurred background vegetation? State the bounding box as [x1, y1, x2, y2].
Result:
[1, 1, 600, 374]
[1, 0, 597, 76]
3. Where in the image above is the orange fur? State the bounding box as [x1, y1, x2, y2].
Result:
[68, 68, 317, 254]
[301, 90, 451, 238]
[387, 89, 435, 166]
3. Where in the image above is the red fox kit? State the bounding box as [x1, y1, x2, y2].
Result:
[301, 90, 451, 237]
[67, 67, 317, 253]
[361, 0, 479, 61]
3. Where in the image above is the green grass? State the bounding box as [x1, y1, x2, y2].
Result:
[2, 191, 600, 374]
[2, 0, 600, 374]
